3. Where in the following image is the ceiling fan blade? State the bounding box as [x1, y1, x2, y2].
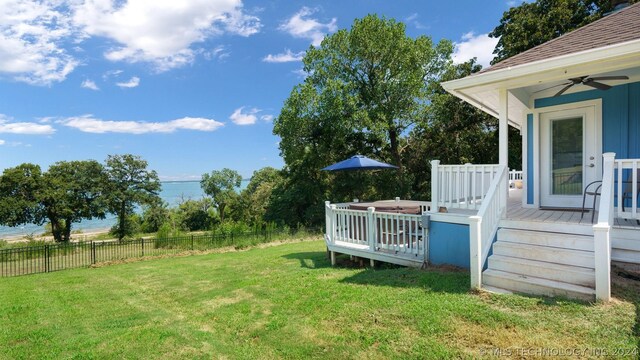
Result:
[534, 82, 571, 94]
[583, 79, 611, 91]
[554, 83, 574, 97]
[588, 75, 629, 81]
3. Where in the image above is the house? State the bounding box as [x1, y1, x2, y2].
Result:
[324, 3, 640, 301]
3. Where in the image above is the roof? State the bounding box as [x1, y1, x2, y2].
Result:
[481, 2, 640, 74]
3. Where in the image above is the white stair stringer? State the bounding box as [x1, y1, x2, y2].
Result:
[482, 227, 596, 301]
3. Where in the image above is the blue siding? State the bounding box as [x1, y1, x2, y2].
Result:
[527, 114, 534, 204]
[524, 81, 640, 202]
[534, 81, 640, 158]
[428, 221, 470, 269]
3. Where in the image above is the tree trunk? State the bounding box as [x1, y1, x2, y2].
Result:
[63, 218, 72, 242]
[219, 204, 226, 223]
[50, 218, 63, 242]
[119, 201, 126, 241]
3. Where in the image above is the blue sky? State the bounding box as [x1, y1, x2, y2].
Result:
[0, 0, 513, 180]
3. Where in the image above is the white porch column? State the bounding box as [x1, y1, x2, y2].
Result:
[498, 89, 509, 166]
[430, 160, 440, 213]
[498, 89, 509, 211]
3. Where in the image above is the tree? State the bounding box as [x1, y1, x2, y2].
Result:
[40, 160, 109, 242]
[273, 15, 451, 225]
[236, 167, 283, 225]
[0, 164, 44, 229]
[105, 154, 161, 241]
[0, 161, 109, 242]
[489, 0, 636, 64]
[201, 168, 241, 223]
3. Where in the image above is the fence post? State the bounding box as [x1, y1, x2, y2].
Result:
[44, 245, 50, 273]
[191, 235, 194, 250]
[91, 241, 96, 264]
[469, 216, 482, 290]
[367, 207, 376, 252]
[141, 239, 144, 257]
[430, 160, 440, 213]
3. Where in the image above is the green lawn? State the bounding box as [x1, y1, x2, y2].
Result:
[0, 239, 638, 359]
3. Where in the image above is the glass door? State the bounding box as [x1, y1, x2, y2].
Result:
[540, 105, 599, 208]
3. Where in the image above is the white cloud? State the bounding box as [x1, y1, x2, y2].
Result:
[230, 107, 260, 125]
[405, 13, 427, 30]
[0, 0, 79, 85]
[279, 7, 337, 46]
[73, 0, 261, 71]
[0, 140, 5, 145]
[203, 45, 230, 61]
[60, 115, 224, 134]
[260, 114, 273, 122]
[81, 79, 99, 90]
[263, 49, 305, 63]
[452, 32, 499, 68]
[0, 114, 56, 134]
[116, 76, 140, 88]
[102, 69, 123, 80]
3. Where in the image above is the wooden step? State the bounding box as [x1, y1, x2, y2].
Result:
[488, 254, 595, 287]
[497, 228, 593, 251]
[483, 269, 595, 302]
[499, 219, 593, 236]
[492, 242, 594, 269]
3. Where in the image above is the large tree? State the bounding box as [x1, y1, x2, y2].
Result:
[105, 154, 161, 241]
[0, 161, 109, 242]
[490, 0, 636, 64]
[201, 168, 242, 223]
[273, 15, 451, 225]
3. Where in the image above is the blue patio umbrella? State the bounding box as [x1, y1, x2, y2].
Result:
[322, 155, 398, 171]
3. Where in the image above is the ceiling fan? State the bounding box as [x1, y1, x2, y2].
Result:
[536, 75, 629, 97]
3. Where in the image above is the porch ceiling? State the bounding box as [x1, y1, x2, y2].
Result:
[442, 39, 640, 130]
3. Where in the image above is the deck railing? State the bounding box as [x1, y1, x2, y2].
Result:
[430, 161, 501, 211]
[615, 158, 640, 221]
[325, 202, 426, 260]
[593, 153, 615, 301]
[469, 164, 508, 289]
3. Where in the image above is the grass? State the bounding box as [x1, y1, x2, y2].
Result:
[0, 239, 638, 359]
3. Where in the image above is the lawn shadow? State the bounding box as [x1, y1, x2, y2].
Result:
[283, 251, 470, 294]
[339, 265, 471, 294]
[281, 251, 333, 269]
[611, 264, 640, 353]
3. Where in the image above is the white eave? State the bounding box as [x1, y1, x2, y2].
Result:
[442, 39, 640, 129]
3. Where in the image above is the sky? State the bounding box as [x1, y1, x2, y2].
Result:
[0, 0, 514, 180]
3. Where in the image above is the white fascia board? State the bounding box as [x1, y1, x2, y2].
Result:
[442, 39, 640, 93]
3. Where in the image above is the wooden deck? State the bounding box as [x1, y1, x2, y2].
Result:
[504, 189, 640, 230]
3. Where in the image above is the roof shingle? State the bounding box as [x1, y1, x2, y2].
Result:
[481, 2, 640, 73]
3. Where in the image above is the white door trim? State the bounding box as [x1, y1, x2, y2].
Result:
[533, 99, 602, 208]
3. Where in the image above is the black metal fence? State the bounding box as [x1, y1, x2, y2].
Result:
[0, 230, 287, 277]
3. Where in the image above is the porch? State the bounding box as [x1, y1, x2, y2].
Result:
[325, 158, 640, 302]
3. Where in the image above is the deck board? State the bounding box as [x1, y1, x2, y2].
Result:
[503, 189, 639, 230]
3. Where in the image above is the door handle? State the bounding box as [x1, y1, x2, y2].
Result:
[588, 163, 595, 168]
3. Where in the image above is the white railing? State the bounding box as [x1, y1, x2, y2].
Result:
[615, 158, 640, 221]
[469, 165, 508, 289]
[508, 169, 523, 182]
[324, 202, 426, 260]
[593, 153, 615, 302]
[430, 161, 501, 211]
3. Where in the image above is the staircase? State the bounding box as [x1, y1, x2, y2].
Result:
[483, 228, 596, 301]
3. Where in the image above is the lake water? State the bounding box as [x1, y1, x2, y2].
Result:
[0, 180, 248, 238]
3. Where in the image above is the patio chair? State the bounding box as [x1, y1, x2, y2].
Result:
[581, 180, 602, 223]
